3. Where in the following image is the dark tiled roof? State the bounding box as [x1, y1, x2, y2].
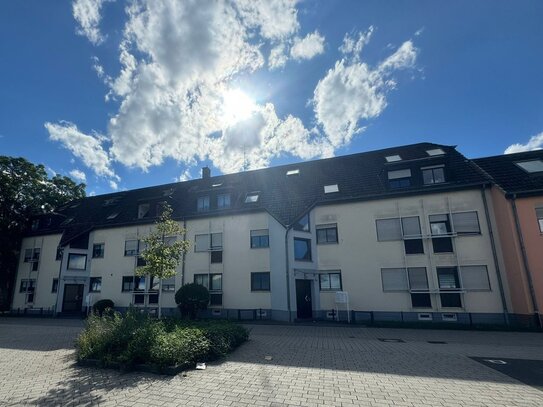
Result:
[473, 150, 543, 196]
[28, 142, 489, 244]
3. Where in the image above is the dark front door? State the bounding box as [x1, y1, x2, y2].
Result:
[296, 279, 312, 319]
[62, 284, 84, 313]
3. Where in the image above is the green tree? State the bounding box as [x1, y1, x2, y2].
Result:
[136, 204, 190, 318]
[0, 156, 86, 310]
[175, 283, 210, 319]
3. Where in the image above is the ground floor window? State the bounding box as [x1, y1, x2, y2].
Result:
[437, 267, 462, 308]
[319, 272, 342, 291]
[51, 278, 58, 293]
[90, 277, 102, 293]
[20, 279, 35, 303]
[251, 272, 270, 291]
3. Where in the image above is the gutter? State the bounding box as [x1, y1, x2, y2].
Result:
[480, 186, 510, 325]
[511, 195, 540, 321]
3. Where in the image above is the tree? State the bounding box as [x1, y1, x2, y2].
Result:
[0, 156, 86, 310]
[175, 283, 210, 319]
[136, 204, 190, 318]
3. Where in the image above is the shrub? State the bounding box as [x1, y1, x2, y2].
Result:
[92, 299, 114, 316]
[149, 326, 210, 367]
[175, 283, 209, 319]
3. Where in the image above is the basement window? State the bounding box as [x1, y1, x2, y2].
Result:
[385, 155, 402, 162]
[324, 184, 339, 194]
[516, 159, 543, 173]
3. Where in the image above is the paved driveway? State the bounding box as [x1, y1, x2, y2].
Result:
[0, 318, 542, 406]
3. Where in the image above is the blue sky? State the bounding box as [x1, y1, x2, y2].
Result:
[1, 0, 542, 195]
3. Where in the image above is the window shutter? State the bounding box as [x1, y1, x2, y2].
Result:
[408, 268, 428, 290]
[251, 229, 268, 237]
[376, 218, 402, 241]
[381, 268, 408, 291]
[388, 169, 411, 180]
[452, 212, 480, 234]
[437, 267, 459, 289]
[461, 266, 490, 290]
[195, 234, 209, 251]
[211, 233, 223, 249]
[401, 217, 421, 237]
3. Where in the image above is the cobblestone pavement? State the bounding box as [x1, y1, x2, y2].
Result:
[1, 318, 542, 406]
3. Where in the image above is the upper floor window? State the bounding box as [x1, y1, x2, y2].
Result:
[536, 207, 543, 233]
[388, 169, 411, 189]
[516, 159, 543, 173]
[124, 239, 139, 256]
[250, 229, 269, 248]
[162, 277, 175, 292]
[460, 265, 490, 291]
[92, 243, 105, 258]
[294, 238, 312, 261]
[195, 234, 209, 252]
[217, 193, 231, 209]
[437, 267, 462, 308]
[451, 211, 480, 234]
[422, 166, 445, 185]
[402, 217, 424, 254]
[316, 224, 338, 244]
[197, 196, 210, 212]
[429, 214, 453, 253]
[67, 253, 87, 270]
[138, 203, 150, 219]
[293, 213, 310, 232]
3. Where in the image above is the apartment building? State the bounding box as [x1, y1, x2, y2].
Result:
[12, 142, 517, 326]
[474, 151, 543, 327]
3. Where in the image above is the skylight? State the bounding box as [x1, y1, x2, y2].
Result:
[516, 160, 543, 173]
[324, 184, 339, 194]
[245, 192, 259, 203]
[212, 183, 223, 187]
[60, 217, 74, 226]
[426, 148, 445, 156]
[286, 169, 300, 176]
[107, 212, 119, 220]
[385, 155, 402, 162]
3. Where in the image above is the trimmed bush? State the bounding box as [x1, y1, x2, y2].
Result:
[175, 283, 209, 319]
[92, 299, 114, 316]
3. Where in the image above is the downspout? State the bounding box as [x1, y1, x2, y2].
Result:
[511, 195, 540, 323]
[284, 225, 293, 322]
[181, 218, 187, 286]
[54, 247, 64, 316]
[480, 186, 509, 325]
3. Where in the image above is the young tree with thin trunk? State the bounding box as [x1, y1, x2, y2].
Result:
[136, 204, 189, 318]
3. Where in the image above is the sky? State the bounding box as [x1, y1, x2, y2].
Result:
[1, 0, 542, 196]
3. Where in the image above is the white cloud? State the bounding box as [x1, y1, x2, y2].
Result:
[339, 27, 374, 59]
[177, 169, 192, 182]
[290, 31, 325, 60]
[45, 121, 119, 180]
[269, 44, 288, 69]
[313, 37, 418, 147]
[69, 169, 87, 182]
[109, 180, 118, 190]
[505, 132, 543, 154]
[235, 0, 299, 40]
[72, 0, 112, 45]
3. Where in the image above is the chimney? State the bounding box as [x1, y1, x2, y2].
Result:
[202, 166, 211, 179]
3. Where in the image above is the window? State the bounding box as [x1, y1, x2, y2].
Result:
[122, 276, 134, 292]
[155, 201, 167, 217]
[150, 276, 160, 291]
[211, 233, 223, 249]
[23, 249, 32, 262]
[286, 169, 299, 175]
[324, 184, 339, 194]
[32, 248, 40, 262]
[67, 253, 87, 270]
[426, 148, 445, 156]
[197, 196, 210, 212]
[195, 234, 209, 252]
[163, 236, 176, 246]
[210, 274, 222, 290]
[381, 268, 408, 291]
[245, 192, 259, 203]
[452, 211, 481, 234]
[388, 169, 411, 189]
[294, 238, 312, 261]
[402, 217, 424, 254]
[437, 267, 462, 308]
[107, 212, 119, 220]
[385, 155, 402, 162]
[20, 279, 35, 303]
[251, 272, 271, 291]
[408, 267, 431, 307]
[90, 277, 102, 292]
[422, 166, 445, 185]
[429, 214, 453, 253]
[138, 203, 150, 219]
[134, 276, 146, 291]
[537, 208, 543, 233]
[52, 279, 58, 293]
[211, 250, 223, 263]
[31, 219, 39, 231]
[194, 274, 209, 288]
[319, 272, 342, 291]
[124, 240, 138, 256]
[293, 213, 310, 232]
[250, 229, 269, 248]
[136, 256, 147, 267]
[376, 218, 402, 241]
[210, 293, 222, 306]
[316, 224, 338, 244]
[411, 294, 432, 308]
[60, 217, 74, 226]
[92, 243, 105, 258]
[460, 266, 490, 291]
[217, 193, 231, 209]
[56, 247, 63, 261]
[516, 159, 543, 173]
[162, 277, 175, 292]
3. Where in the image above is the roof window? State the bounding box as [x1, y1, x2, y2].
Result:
[385, 155, 402, 162]
[245, 192, 260, 203]
[426, 148, 445, 156]
[515, 159, 543, 173]
[324, 184, 339, 194]
[103, 197, 121, 206]
[60, 217, 74, 226]
[286, 169, 300, 176]
[212, 183, 223, 187]
[107, 212, 119, 220]
[138, 203, 151, 219]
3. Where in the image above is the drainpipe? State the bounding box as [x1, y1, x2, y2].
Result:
[284, 225, 293, 323]
[511, 195, 540, 325]
[54, 247, 64, 316]
[481, 186, 510, 325]
[181, 218, 187, 286]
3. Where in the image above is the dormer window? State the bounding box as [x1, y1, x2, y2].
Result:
[426, 148, 445, 156]
[286, 169, 300, 176]
[217, 193, 231, 209]
[385, 155, 402, 162]
[31, 219, 39, 231]
[245, 192, 259, 203]
[515, 159, 543, 173]
[388, 169, 411, 189]
[324, 184, 339, 194]
[422, 165, 445, 185]
[197, 196, 210, 212]
[138, 203, 150, 219]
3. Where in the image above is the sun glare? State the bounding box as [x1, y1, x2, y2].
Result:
[221, 88, 257, 126]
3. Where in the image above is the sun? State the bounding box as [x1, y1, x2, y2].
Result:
[221, 88, 257, 126]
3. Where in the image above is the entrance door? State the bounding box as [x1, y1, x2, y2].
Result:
[295, 279, 312, 319]
[62, 284, 84, 313]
